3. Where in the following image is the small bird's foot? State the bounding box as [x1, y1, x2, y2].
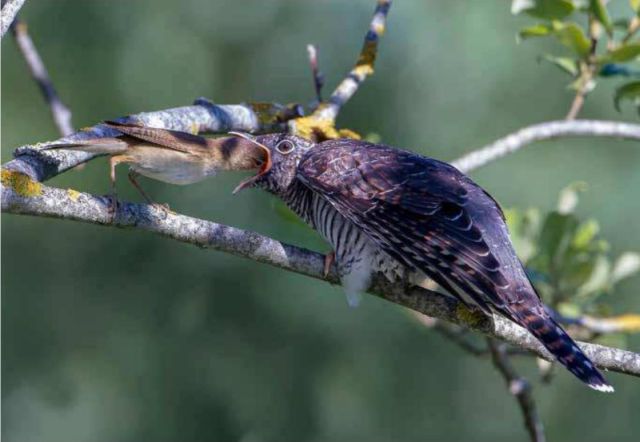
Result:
[152, 202, 175, 217]
[105, 194, 119, 223]
[323, 251, 335, 279]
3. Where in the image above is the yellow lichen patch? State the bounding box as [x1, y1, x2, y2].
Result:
[67, 188, 82, 202]
[583, 314, 640, 333]
[372, 21, 386, 36]
[291, 114, 363, 142]
[1, 169, 43, 197]
[353, 63, 374, 78]
[189, 122, 200, 135]
[337, 128, 362, 140]
[611, 314, 640, 332]
[455, 303, 487, 328]
[355, 40, 378, 75]
[250, 102, 302, 125]
[249, 102, 282, 126]
[290, 116, 338, 141]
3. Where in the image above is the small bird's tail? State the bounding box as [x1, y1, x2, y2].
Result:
[44, 138, 128, 154]
[512, 305, 613, 392]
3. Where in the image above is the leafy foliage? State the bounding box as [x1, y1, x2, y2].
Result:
[513, 0, 640, 115]
[506, 183, 640, 340]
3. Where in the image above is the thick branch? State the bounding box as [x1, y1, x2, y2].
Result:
[452, 120, 640, 174]
[0, 0, 25, 37]
[4, 98, 298, 182]
[12, 19, 73, 136]
[3, 176, 639, 378]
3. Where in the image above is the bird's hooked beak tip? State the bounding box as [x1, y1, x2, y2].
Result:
[228, 131, 272, 194]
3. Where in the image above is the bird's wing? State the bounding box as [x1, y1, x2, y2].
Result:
[104, 121, 210, 155]
[297, 140, 525, 316]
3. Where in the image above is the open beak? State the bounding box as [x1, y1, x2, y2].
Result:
[228, 131, 272, 194]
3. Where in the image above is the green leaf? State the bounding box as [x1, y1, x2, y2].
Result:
[540, 54, 579, 76]
[614, 80, 640, 111]
[631, 0, 640, 13]
[611, 252, 640, 284]
[557, 181, 587, 214]
[518, 24, 553, 40]
[552, 21, 592, 57]
[533, 211, 579, 273]
[589, 0, 613, 33]
[597, 42, 640, 63]
[572, 220, 600, 249]
[512, 0, 575, 20]
[505, 208, 541, 263]
[575, 255, 611, 300]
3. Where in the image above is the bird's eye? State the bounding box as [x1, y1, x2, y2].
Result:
[276, 139, 296, 155]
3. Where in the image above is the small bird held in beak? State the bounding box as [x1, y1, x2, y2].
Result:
[46, 121, 268, 214]
[226, 131, 613, 393]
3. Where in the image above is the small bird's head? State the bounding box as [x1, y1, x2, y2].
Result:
[228, 132, 314, 194]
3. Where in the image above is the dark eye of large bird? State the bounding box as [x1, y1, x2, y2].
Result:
[276, 139, 296, 155]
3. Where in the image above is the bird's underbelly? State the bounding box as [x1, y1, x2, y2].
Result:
[309, 195, 406, 284]
[127, 146, 215, 185]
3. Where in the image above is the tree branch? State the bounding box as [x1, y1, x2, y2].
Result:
[488, 339, 546, 442]
[306, 44, 324, 104]
[452, 120, 640, 174]
[0, 0, 25, 37]
[3, 175, 639, 378]
[302, 0, 391, 123]
[12, 19, 73, 136]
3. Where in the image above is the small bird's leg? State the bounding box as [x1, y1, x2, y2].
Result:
[128, 170, 173, 215]
[108, 156, 122, 220]
[323, 250, 335, 278]
[127, 170, 156, 205]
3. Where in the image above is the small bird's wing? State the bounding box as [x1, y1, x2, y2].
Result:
[104, 121, 210, 155]
[297, 140, 527, 316]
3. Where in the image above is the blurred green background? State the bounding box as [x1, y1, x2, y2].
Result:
[2, 1, 640, 441]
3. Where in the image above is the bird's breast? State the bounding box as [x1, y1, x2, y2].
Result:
[128, 146, 215, 185]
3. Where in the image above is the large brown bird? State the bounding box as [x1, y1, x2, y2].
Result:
[228, 131, 613, 392]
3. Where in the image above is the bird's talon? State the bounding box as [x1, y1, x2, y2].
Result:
[153, 202, 175, 216]
[105, 195, 119, 222]
[323, 251, 335, 278]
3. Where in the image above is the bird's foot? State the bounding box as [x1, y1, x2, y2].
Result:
[323, 251, 335, 279]
[105, 194, 119, 223]
[151, 202, 175, 218]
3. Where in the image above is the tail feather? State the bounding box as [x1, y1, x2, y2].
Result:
[513, 306, 613, 392]
[45, 138, 128, 154]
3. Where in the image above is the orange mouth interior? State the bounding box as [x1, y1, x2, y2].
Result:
[228, 131, 272, 194]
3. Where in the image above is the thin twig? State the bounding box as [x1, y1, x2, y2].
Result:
[306, 44, 324, 104]
[622, 16, 640, 44]
[2, 176, 639, 378]
[11, 19, 73, 136]
[0, 0, 25, 38]
[565, 18, 599, 121]
[488, 339, 546, 442]
[452, 120, 640, 174]
[310, 0, 391, 122]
